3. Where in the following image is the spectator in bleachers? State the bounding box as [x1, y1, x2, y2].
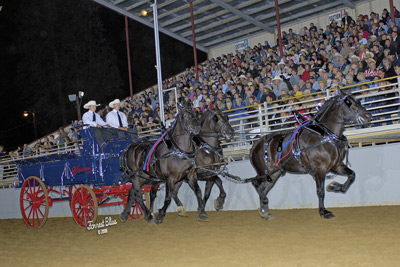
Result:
[272, 76, 288, 98]
[0, 145, 7, 157]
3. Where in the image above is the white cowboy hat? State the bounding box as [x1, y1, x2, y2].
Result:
[272, 76, 282, 81]
[109, 99, 122, 109]
[83, 100, 100, 109]
[350, 55, 360, 61]
[366, 51, 374, 57]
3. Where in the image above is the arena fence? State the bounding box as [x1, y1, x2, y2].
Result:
[2, 76, 400, 187]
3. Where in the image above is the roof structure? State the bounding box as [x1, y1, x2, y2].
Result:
[93, 0, 364, 53]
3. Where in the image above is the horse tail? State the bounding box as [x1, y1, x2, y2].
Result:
[250, 136, 268, 177]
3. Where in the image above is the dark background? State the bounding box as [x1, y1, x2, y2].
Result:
[0, 0, 207, 151]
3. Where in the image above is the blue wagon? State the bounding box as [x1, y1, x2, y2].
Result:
[17, 126, 151, 228]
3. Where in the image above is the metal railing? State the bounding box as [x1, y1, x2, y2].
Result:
[2, 76, 400, 186]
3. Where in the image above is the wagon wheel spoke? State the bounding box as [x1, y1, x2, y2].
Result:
[37, 206, 45, 218]
[24, 203, 32, 211]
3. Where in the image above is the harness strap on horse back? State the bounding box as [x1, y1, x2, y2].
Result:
[143, 131, 168, 172]
[265, 118, 350, 177]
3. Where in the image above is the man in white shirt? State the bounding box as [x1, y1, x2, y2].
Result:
[82, 100, 108, 128]
[82, 100, 109, 151]
[106, 99, 128, 130]
[106, 99, 138, 139]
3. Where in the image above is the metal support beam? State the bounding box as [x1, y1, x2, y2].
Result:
[189, 0, 199, 80]
[336, 0, 355, 9]
[275, 0, 283, 59]
[170, 0, 267, 33]
[204, 0, 339, 48]
[209, 0, 274, 33]
[125, 0, 151, 11]
[92, 0, 209, 53]
[153, 1, 165, 125]
[124, 16, 133, 99]
[389, 0, 395, 27]
[273, 2, 342, 25]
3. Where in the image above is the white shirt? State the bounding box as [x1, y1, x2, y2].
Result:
[82, 111, 107, 128]
[106, 109, 128, 128]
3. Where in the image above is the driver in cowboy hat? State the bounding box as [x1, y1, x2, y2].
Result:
[82, 100, 108, 128]
[82, 100, 110, 151]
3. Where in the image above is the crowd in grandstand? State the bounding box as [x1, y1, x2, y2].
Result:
[116, 7, 400, 129]
[2, 6, 400, 159]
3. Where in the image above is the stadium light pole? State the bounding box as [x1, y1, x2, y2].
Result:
[152, 0, 165, 125]
[23, 110, 38, 140]
[68, 91, 84, 121]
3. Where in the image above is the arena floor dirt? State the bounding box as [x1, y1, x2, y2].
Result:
[1, 206, 399, 267]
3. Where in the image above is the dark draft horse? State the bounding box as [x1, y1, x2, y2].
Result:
[171, 107, 235, 217]
[249, 90, 371, 219]
[120, 106, 202, 224]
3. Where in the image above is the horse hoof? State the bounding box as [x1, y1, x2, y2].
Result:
[120, 214, 128, 223]
[258, 208, 273, 220]
[153, 213, 164, 225]
[214, 199, 223, 211]
[197, 213, 209, 222]
[321, 211, 335, 219]
[265, 214, 274, 220]
[177, 206, 188, 217]
[326, 181, 342, 192]
[147, 213, 154, 224]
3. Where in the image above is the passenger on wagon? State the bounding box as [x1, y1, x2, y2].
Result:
[106, 99, 129, 131]
[106, 99, 138, 139]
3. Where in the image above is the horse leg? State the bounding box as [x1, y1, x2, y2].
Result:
[212, 176, 226, 211]
[120, 185, 134, 222]
[172, 180, 187, 216]
[187, 179, 208, 221]
[121, 179, 153, 223]
[326, 164, 355, 193]
[202, 180, 214, 210]
[149, 183, 159, 213]
[252, 172, 280, 220]
[315, 172, 335, 219]
[154, 180, 173, 225]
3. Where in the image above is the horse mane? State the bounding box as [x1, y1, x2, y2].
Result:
[198, 110, 212, 127]
[312, 95, 340, 121]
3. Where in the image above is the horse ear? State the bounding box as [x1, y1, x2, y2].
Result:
[335, 88, 344, 97]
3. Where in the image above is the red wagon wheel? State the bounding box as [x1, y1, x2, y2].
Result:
[126, 191, 150, 221]
[20, 176, 49, 228]
[71, 185, 98, 228]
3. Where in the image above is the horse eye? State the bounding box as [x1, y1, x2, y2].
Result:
[214, 115, 219, 122]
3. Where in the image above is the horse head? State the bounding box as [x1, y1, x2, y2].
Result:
[176, 106, 201, 135]
[205, 107, 235, 141]
[337, 90, 371, 126]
